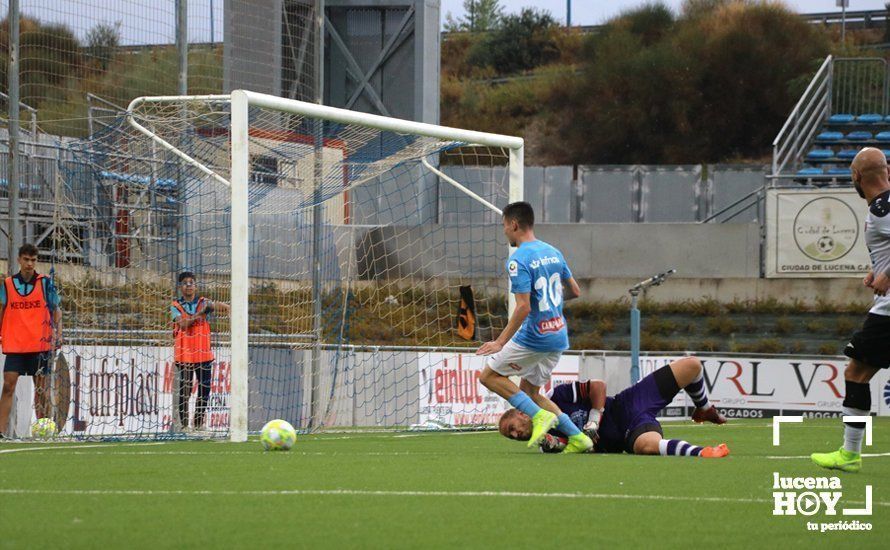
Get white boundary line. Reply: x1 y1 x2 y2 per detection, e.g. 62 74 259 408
0 488 886 507
766 452 890 459
773 415 874 446
0 442 166 455
773 416 803 445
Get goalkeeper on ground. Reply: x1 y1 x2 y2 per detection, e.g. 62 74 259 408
498 357 729 457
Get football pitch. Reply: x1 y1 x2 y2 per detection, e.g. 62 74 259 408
1 418 887 549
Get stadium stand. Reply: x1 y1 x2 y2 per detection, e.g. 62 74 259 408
779 56 890 185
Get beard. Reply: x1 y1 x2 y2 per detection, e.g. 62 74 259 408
854 180 866 198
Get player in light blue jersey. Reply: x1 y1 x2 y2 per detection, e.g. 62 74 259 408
476 202 594 453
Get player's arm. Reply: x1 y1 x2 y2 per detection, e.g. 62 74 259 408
52 307 63 349
583 379 606 439
586 379 606 410
872 267 890 295
561 257 580 301
174 315 192 330
172 305 199 330
45 279 62 348
869 212 890 295
0 286 5 345
476 292 530 355
874 276 890 296
205 301 230 315
563 276 581 301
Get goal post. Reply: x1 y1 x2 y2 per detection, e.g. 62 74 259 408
229 90 250 442
119 89 524 442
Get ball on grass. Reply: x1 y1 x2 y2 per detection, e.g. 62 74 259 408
31 417 57 439
260 419 297 451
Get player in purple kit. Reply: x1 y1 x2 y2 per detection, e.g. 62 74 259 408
498 356 729 457
476 201 594 453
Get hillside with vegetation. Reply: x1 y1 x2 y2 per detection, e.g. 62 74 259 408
442 0 884 165
0 17 222 138
1 0 883 162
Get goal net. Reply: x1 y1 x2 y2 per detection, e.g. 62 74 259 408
39 90 523 440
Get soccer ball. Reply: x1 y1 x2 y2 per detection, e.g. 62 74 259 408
31 418 57 439
260 419 297 451
817 235 835 254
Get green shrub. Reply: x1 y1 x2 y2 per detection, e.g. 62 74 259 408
774 317 793 335
834 317 858 336
818 342 841 356
705 317 736 335
467 8 560 75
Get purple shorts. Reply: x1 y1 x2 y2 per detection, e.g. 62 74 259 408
596 366 678 453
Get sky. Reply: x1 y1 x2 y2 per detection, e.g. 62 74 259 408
442 1 890 26
12 0 890 45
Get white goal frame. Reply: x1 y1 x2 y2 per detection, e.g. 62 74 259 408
127 89 524 441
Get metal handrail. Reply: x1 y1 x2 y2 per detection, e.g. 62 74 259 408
699 187 762 223
772 55 833 176
0 91 38 138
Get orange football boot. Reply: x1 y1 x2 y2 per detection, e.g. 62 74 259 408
700 443 730 458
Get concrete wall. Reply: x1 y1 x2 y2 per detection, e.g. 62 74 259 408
537 223 762 279
355 222 761 280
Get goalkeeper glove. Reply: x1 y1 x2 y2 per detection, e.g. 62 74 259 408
539 433 567 454
583 408 603 442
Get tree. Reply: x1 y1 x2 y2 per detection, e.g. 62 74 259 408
0 17 81 105
543 1 830 164
444 0 503 32
466 8 559 75
86 21 121 71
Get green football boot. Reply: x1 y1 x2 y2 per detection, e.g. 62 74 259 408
811 447 862 473
527 410 558 448
562 433 594 454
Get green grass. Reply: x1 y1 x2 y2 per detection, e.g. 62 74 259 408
1 419 888 548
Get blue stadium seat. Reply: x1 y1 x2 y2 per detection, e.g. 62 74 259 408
825 167 851 176
876 131 890 142
815 131 844 142
857 113 884 124
796 167 824 176
806 149 835 160
846 131 873 141
883 149 890 158
828 114 855 124
0 179 30 192
837 149 858 160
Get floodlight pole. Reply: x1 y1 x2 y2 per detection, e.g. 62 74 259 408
7 0 21 266
837 0 850 44
628 269 675 384
176 0 187 95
